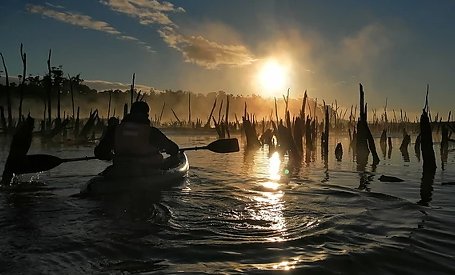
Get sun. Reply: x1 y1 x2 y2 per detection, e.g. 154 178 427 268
257 59 289 96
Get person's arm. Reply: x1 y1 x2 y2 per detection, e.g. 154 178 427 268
94 123 116 160
149 127 179 155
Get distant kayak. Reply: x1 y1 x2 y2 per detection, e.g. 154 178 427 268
80 153 189 195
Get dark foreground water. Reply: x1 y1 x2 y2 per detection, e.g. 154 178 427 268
0 134 454 274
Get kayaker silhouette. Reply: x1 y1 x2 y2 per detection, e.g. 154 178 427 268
94 101 179 168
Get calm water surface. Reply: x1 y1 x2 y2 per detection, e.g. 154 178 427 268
0 134 454 274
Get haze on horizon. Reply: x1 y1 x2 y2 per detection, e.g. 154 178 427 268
1 0 454 116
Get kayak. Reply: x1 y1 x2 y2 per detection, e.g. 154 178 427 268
80 152 189 195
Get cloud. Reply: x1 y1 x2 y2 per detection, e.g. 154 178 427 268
100 0 184 26
100 1 255 69
27 4 155 53
158 26 255 69
27 4 121 35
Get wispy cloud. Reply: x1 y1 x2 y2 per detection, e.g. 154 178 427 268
101 0 254 69
27 4 121 35
100 0 184 26
158 26 255 69
27 4 154 52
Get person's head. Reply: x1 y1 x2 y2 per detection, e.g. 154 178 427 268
130 101 149 117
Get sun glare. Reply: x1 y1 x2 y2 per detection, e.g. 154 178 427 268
257 59 289 96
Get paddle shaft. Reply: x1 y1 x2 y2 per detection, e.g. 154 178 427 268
179 146 207 152
61 156 98 163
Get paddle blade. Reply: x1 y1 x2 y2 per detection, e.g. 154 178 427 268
207 138 240 153
13 154 64 174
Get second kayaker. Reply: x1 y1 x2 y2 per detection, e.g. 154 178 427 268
94 101 179 168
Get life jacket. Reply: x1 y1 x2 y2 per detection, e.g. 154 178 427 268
114 122 160 157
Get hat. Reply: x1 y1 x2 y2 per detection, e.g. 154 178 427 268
130 101 149 115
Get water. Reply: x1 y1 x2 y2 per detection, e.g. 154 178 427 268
1 134 454 274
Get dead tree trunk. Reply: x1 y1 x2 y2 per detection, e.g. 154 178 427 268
130 73 135 108
323 105 329 159
46 49 52 129
188 92 191 126
356 84 379 167
18 43 26 123
107 90 112 118
0 106 7 132
0 53 13 131
204 99 217 128
420 86 437 172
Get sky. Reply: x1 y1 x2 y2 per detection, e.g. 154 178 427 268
1 0 454 117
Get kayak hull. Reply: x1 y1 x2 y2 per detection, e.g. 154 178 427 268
80 153 189 195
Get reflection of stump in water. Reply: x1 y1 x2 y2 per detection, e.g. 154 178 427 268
401 147 410 162
335 143 343 161
357 171 372 191
400 130 411 163
380 129 387 159
414 134 421 162
380 141 386 160
440 125 449 170
387 137 392 159
418 169 435 206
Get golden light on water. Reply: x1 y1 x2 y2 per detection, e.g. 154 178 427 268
268 151 281 182
248 151 287 241
273 261 296 271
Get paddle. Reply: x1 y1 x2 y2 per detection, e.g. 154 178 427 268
13 155 97 174
11 138 239 175
179 138 240 153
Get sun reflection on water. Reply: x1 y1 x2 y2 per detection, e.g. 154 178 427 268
248 152 288 242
